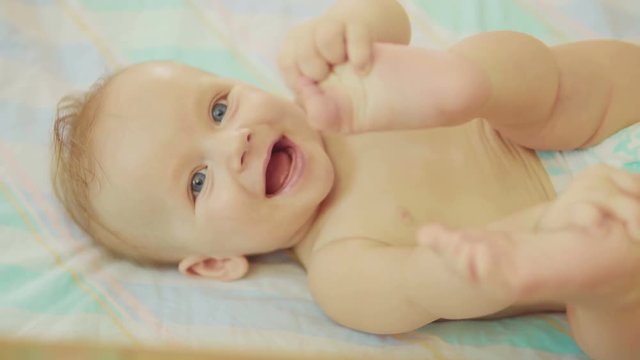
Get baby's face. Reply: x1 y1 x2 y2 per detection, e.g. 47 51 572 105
90 61 334 261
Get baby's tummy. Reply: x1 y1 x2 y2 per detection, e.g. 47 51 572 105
537 122 640 195
444 120 556 225
370 121 555 230
313 121 557 248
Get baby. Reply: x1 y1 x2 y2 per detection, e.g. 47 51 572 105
52 0 640 359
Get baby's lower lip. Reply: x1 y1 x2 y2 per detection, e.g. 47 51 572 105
282 141 304 194
263 135 306 198
268 137 304 197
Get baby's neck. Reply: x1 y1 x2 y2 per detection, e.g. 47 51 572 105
290 211 318 264
290 134 341 266
290 201 333 266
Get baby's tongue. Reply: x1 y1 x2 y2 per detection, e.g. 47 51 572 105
265 150 291 195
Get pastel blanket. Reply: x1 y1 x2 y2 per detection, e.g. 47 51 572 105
1 1 639 358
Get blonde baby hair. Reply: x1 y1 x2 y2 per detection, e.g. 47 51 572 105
51 74 167 265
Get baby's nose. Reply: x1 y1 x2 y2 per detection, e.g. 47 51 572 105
229 127 252 172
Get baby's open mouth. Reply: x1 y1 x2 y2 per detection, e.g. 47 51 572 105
265 136 296 197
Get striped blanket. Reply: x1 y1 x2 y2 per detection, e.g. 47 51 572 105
1 1 638 359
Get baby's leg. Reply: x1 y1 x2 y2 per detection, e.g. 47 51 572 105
418 206 640 360
297 43 490 133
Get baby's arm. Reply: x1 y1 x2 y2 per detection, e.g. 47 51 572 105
306 202 565 334
307 237 518 334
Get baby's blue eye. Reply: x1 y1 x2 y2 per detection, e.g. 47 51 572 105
191 169 207 199
211 101 227 124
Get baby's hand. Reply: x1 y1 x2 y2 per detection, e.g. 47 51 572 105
293 45 413 134
417 164 640 307
278 14 372 94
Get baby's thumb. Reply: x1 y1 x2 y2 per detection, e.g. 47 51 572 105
296 77 342 132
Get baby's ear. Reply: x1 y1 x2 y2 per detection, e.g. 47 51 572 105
178 255 249 281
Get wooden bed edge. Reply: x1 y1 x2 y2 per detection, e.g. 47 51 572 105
0 337 340 360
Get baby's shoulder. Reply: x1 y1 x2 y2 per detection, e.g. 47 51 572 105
294 211 387 267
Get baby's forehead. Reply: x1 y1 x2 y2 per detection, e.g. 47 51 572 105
97 62 229 129
105 61 213 95
96 62 219 126
119 61 212 80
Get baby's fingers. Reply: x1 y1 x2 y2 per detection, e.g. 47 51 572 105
606 194 640 241
314 18 347 65
611 165 640 197
346 23 372 73
278 32 304 91
417 224 515 286
600 165 640 239
296 34 331 82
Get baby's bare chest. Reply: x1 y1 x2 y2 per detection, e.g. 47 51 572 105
309 121 555 249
